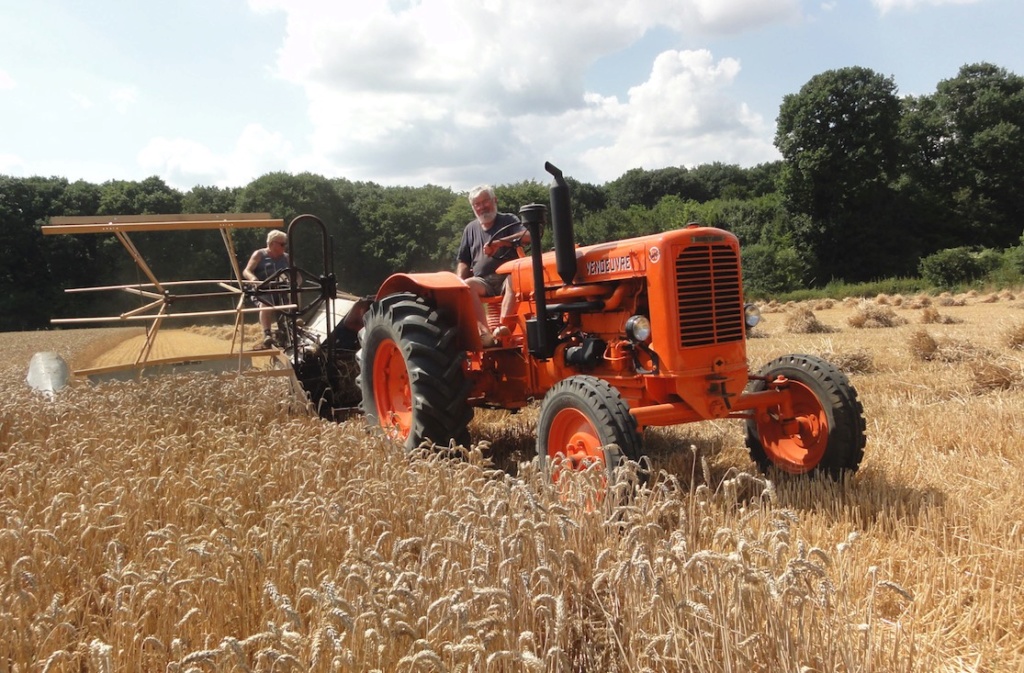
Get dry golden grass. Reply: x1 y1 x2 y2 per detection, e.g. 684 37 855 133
3 294 1024 671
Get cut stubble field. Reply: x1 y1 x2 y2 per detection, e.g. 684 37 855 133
1 292 1023 671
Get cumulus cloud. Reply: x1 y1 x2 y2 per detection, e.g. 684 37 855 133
246 0 793 187
138 123 294 189
557 50 777 182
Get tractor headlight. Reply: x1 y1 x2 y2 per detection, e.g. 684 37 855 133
625 315 652 343
744 303 761 329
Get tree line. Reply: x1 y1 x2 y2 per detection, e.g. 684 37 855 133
2 62 1023 331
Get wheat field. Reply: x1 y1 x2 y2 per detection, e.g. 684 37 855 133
2 292 1023 672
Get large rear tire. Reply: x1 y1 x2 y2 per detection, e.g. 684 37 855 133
536 376 642 484
357 293 473 451
745 354 866 478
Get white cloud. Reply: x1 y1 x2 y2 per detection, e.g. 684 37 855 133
565 50 778 182
0 69 15 90
872 0 980 13
138 123 294 189
244 0 793 187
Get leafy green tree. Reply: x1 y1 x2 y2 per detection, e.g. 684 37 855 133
694 194 804 248
97 176 181 216
565 177 607 218
181 185 241 214
352 184 458 288
0 177 72 329
776 66 907 282
743 161 783 198
58 180 101 216
918 246 987 288
741 243 810 297
902 63 1024 250
689 162 751 200
605 166 709 209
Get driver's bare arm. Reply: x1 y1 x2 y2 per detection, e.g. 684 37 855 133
243 250 262 282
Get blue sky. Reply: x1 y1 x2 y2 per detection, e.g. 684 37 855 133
1 0 1020 192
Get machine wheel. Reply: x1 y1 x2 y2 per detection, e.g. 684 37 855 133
536 376 642 483
745 354 866 478
357 293 473 451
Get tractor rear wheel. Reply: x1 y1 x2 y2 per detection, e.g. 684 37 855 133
357 293 473 451
745 354 866 478
536 376 642 484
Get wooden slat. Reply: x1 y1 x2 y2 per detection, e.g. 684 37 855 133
49 213 272 224
63 279 242 294
50 304 299 324
42 217 284 235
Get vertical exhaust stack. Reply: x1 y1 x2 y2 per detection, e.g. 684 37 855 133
520 162 576 361
545 161 577 286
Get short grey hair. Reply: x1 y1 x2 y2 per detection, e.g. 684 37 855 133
468 185 495 203
266 229 287 246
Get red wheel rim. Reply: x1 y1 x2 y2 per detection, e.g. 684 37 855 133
547 407 605 479
758 379 829 474
372 340 411 441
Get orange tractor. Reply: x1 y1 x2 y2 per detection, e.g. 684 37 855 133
357 162 866 478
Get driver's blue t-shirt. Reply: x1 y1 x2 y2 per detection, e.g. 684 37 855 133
456 213 524 278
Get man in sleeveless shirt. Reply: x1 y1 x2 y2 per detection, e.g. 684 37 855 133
244 229 291 348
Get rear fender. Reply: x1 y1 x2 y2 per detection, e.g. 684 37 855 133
376 272 483 349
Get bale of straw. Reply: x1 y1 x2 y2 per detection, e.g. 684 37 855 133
784 306 835 334
1004 322 1024 350
969 360 1022 392
907 294 932 309
847 302 908 329
907 329 939 361
819 348 874 374
920 307 961 325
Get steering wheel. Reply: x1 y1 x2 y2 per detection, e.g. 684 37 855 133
487 221 531 257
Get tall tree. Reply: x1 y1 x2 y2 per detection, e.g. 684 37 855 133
776 66 907 281
902 63 1024 250
0 177 70 329
353 184 458 288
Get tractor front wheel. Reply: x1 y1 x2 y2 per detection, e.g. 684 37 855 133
745 354 866 478
357 293 472 451
536 376 642 484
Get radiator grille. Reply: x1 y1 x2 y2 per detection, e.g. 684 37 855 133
675 244 744 347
